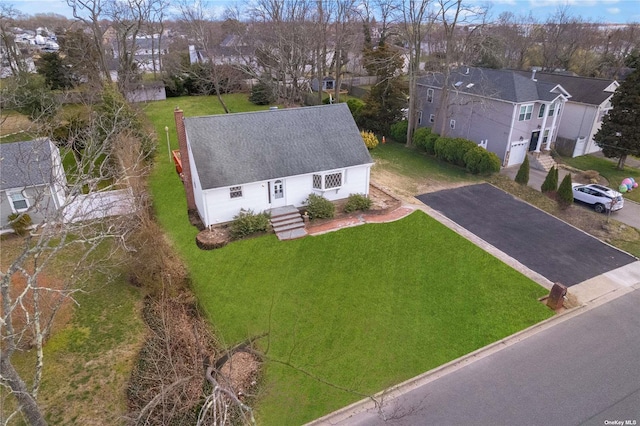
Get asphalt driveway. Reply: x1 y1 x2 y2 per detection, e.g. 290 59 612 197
417 183 636 286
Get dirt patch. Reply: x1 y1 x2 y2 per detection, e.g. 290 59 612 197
219 351 261 401
0 113 32 137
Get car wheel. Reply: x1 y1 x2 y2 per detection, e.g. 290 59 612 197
594 203 606 213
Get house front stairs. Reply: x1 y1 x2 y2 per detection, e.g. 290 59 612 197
270 206 307 241
529 151 557 172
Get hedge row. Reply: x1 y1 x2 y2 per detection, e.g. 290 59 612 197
407 124 500 175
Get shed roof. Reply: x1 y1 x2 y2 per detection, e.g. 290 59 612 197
418 67 570 103
0 138 55 190
184 103 373 190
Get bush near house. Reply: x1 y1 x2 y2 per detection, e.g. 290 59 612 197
557 174 574 208
7 213 32 236
304 193 335 219
347 98 365 125
230 209 271 239
344 193 372 213
435 137 478 167
541 166 559 193
390 120 408 143
515 155 530 185
360 130 379 150
464 146 502 175
413 127 438 154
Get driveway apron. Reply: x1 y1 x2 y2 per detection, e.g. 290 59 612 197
417 183 636 286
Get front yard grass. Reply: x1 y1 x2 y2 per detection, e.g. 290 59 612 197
144 95 553 424
560 154 640 203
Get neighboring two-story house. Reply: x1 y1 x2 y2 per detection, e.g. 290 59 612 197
513 71 618 158
417 67 571 167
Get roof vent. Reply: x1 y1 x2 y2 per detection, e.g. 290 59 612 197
465 67 470 75
531 69 537 81
454 81 463 87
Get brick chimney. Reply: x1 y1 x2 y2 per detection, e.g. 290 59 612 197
174 108 196 211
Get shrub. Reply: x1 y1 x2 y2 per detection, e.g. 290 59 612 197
451 138 478 167
8 213 32 236
347 98 365 117
515 155 530 185
557 174 574 208
230 209 271 239
581 169 600 184
541 166 559 193
344 193 372 213
413 127 431 151
304 193 335 219
390 120 408 143
434 136 452 161
249 80 275 105
463 146 501 175
423 131 439 155
360 130 379 150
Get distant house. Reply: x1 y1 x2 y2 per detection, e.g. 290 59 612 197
173 104 374 226
124 81 166 103
514 71 618 158
0 139 67 231
311 76 336 92
417 67 571 167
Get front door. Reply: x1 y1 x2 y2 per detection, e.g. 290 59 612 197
269 179 286 207
529 131 540 151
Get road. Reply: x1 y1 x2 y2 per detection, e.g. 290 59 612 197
331 288 640 426
501 166 640 230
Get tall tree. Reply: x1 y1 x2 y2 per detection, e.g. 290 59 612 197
400 0 434 146
66 0 112 83
0 5 28 75
594 68 640 170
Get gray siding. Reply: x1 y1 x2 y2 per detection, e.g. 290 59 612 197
556 103 597 140
1 185 57 230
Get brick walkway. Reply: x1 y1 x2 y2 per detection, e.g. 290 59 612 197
306 206 415 236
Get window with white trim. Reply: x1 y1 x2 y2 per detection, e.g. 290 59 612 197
429 114 435 123
312 174 322 189
229 186 243 198
8 191 29 212
418 110 423 125
312 171 343 190
324 172 342 189
450 119 456 129
518 104 533 121
538 104 546 118
548 102 556 117
542 129 550 143
426 88 434 103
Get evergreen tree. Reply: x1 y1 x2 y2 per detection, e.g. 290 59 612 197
36 52 74 90
541 166 558 193
594 68 640 169
557 173 574 208
515 155 530 185
249 79 275 105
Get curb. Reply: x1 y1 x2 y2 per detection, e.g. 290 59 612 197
306 284 634 426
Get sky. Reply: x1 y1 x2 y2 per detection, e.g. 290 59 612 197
2 0 640 24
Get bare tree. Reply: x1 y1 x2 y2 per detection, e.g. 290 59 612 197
432 0 486 136
66 0 112 83
1 88 151 425
400 0 434 146
0 5 28 75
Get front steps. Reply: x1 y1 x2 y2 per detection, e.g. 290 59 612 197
529 152 557 172
270 206 307 241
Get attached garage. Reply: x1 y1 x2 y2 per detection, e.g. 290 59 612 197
507 140 527 167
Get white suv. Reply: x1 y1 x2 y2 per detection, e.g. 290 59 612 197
571 183 624 213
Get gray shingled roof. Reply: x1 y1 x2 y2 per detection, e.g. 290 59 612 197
418 67 569 103
513 71 616 105
0 138 54 190
184 103 374 190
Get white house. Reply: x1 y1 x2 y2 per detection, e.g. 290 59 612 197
174 104 374 226
0 139 67 231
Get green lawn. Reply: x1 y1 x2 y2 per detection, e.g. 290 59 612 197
144 94 553 424
561 154 640 203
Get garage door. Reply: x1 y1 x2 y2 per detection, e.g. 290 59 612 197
507 140 527 166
